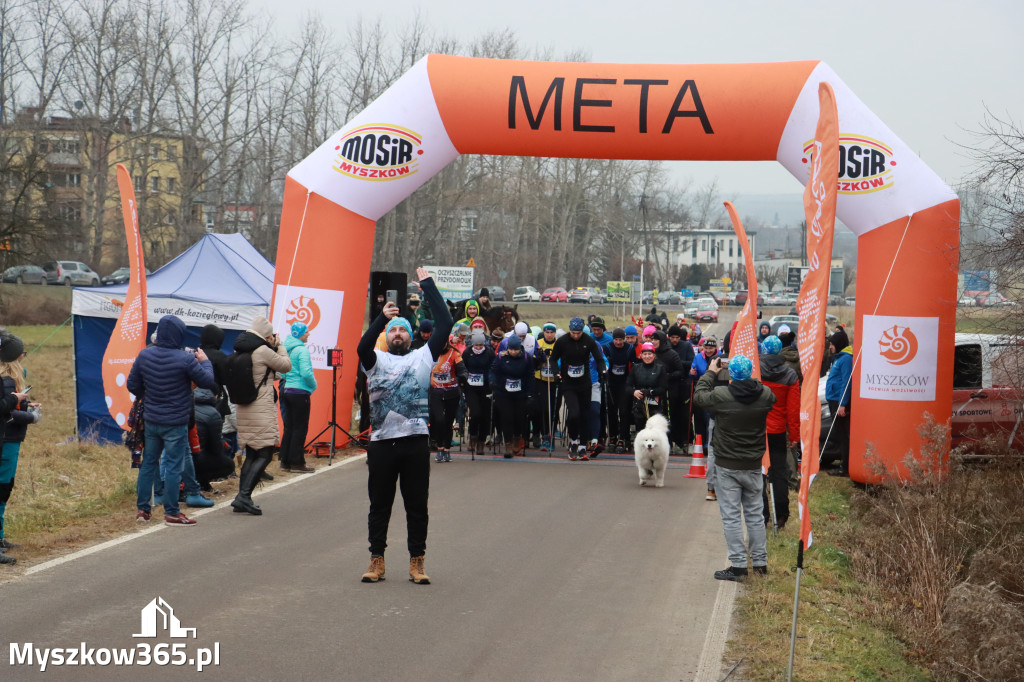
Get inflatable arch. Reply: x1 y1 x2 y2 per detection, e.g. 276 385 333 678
271 56 959 484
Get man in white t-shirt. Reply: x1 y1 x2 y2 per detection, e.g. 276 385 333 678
356 267 453 585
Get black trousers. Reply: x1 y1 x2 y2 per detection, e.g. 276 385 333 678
280 392 311 466
464 386 491 441
763 431 790 527
495 393 528 443
366 435 430 557
607 379 627 443
669 383 693 447
827 400 851 469
428 391 460 449
561 383 592 442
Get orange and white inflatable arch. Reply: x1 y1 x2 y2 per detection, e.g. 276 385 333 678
272 56 959 484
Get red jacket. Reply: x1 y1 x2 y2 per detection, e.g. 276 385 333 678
759 354 800 440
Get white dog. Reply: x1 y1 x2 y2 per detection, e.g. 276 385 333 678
634 413 670 487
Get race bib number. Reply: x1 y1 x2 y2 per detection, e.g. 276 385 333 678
540 365 555 378
468 373 484 386
506 378 522 392
568 364 585 378
611 364 626 376
432 371 451 383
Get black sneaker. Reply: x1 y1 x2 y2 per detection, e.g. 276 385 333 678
0 552 16 566
714 566 748 581
827 467 849 477
752 566 768 576
0 538 19 550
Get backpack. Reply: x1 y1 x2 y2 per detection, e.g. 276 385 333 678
222 349 272 405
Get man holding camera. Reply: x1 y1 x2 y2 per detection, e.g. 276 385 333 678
357 267 453 585
693 354 776 581
127 314 218 526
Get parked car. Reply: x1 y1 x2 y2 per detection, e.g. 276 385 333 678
661 291 683 305
958 295 976 307
569 286 600 304
479 285 505 301
2 265 47 285
684 299 702 317
513 285 541 302
102 266 152 285
541 287 568 302
844 297 856 306
42 260 100 286
407 281 422 297
762 292 790 306
768 314 801 336
695 301 719 323
734 290 765 306
950 333 1024 450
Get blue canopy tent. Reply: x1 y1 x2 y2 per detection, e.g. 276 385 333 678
71 233 275 443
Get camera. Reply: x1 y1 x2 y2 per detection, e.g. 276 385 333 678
184 346 196 353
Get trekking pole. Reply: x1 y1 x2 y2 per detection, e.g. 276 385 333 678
768 480 779 536
546 359 553 458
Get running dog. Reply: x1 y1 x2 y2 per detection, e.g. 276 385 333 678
634 413 670 487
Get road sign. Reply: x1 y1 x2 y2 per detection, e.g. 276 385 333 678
466 257 476 268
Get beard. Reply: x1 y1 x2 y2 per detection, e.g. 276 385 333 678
388 336 411 354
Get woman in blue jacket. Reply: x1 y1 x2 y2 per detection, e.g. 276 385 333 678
280 322 317 473
824 328 853 477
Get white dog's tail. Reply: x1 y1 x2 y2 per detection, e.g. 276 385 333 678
645 413 669 433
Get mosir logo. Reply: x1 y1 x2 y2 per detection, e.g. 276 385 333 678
802 134 896 195
334 124 424 180
285 295 321 333
878 324 918 365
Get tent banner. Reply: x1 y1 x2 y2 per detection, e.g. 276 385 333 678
73 290 264 331
424 265 474 301
270 284 345 370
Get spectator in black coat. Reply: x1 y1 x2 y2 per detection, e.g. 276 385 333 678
192 388 234 491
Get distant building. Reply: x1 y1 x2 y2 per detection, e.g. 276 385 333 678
1 107 205 271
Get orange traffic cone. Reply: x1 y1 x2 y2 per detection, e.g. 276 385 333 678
685 435 707 479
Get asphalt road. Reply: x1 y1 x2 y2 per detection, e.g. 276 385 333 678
1 450 733 681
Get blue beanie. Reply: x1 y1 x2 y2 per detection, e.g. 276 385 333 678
507 334 523 350
569 317 585 332
543 322 557 332
625 325 638 336
290 322 308 338
386 317 412 335
763 335 782 355
729 354 753 381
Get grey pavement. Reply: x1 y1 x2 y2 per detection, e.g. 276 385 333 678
0 451 733 681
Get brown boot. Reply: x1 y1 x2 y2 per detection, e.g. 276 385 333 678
409 555 430 584
361 555 385 583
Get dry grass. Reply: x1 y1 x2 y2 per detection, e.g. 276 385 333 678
851 420 1024 681
0 283 73 325
724 475 929 681
0 323 357 578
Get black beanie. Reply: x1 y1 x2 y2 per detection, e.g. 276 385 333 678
668 324 683 338
830 329 850 351
779 331 796 348
612 327 625 339
479 288 490 298
0 333 24 363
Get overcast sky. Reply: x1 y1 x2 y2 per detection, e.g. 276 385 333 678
252 0 1021 197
